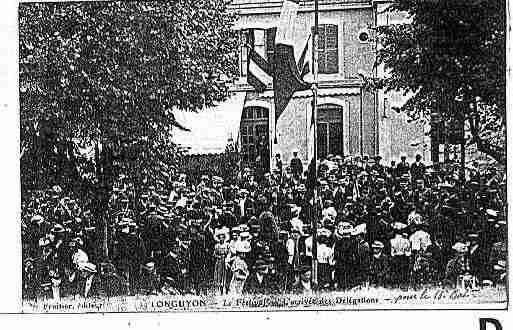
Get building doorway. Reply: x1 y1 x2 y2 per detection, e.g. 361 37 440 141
317 104 343 159
240 106 270 170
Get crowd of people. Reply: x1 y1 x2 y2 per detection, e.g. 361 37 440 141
22 151 507 300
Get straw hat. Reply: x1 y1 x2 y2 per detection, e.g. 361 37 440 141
337 222 353 235
235 240 251 253
371 241 385 249
452 242 468 254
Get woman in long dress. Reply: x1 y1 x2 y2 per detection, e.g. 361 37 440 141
213 227 230 295
229 240 251 294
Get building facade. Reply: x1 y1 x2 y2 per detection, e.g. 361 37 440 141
173 0 429 168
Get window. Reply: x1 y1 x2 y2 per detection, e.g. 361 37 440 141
317 24 339 74
240 107 269 165
317 104 343 159
239 29 251 77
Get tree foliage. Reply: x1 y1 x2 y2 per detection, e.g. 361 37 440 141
19 0 239 193
376 0 506 164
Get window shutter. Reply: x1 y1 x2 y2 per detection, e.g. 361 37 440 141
325 48 339 74
313 24 339 74
265 28 276 61
325 24 338 74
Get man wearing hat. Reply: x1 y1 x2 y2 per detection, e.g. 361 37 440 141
112 220 146 295
396 154 410 178
369 241 390 287
352 224 370 287
370 155 385 176
316 228 334 289
234 188 254 223
333 222 358 290
410 154 426 182
244 259 278 294
139 261 161 295
466 232 490 283
444 242 468 287
290 149 303 178
389 222 411 287
286 225 307 289
291 264 313 294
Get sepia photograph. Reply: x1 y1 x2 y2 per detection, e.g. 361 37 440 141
18 0 507 313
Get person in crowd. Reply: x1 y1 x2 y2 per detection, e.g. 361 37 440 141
244 259 278 294
410 154 426 182
389 222 411 288
274 153 283 176
229 240 251 294
396 154 410 178
445 242 468 287
290 150 303 178
368 241 390 287
213 227 230 295
333 222 358 290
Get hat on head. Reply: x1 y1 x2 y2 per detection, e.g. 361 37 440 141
371 241 385 249
235 240 251 253
351 223 367 236
317 228 332 237
494 260 506 270
39 238 51 247
467 232 479 240
52 185 63 194
71 237 84 246
51 224 65 234
452 242 468 253
486 209 498 217
30 215 45 224
337 222 354 235
253 259 268 270
143 261 156 271
214 226 229 238
78 262 97 273
212 176 224 183
391 222 407 232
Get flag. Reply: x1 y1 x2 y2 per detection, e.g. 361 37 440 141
297 34 311 79
247 45 273 93
306 98 316 191
273 0 312 129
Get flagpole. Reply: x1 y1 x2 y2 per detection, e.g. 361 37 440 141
311 0 319 289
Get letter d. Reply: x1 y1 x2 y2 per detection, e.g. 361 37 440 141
480 318 502 330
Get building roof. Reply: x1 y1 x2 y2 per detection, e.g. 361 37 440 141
172 92 246 155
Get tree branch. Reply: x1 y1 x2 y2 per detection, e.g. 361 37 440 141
468 115 506 165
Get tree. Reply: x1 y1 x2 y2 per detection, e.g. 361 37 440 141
19 0 239 258
375 0 506 164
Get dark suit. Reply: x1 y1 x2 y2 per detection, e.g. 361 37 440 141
333 237 358 289
410 161 426 181
234 197 255 222
244 272 278 294
290 157 303 176
396 161 410 177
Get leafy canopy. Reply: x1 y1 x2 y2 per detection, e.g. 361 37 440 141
376 0 506 164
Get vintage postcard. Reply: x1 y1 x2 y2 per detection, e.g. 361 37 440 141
15 0 508 315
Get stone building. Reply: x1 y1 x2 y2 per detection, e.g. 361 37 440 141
173 0 429 170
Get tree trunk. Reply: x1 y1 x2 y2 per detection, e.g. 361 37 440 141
94 141 109 260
